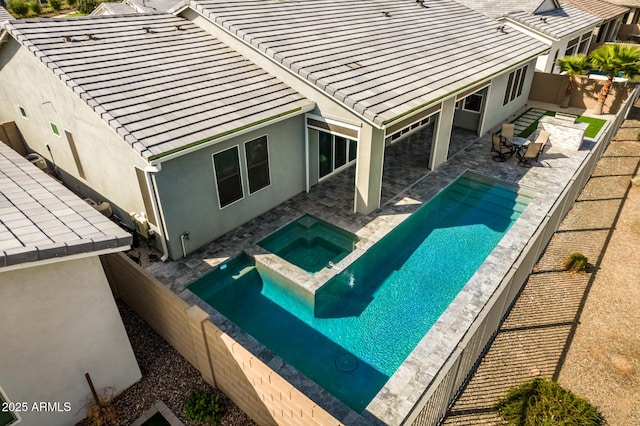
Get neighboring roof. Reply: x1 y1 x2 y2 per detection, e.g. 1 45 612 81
4 14 313 160
90 2 137 15
562 0 629 19
0 143 131 269
126 0 181 13
191 0 549 127
452 0 558 19
506 3 602 39
603 0 640 7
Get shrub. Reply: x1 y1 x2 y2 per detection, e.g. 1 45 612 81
7 0 29 16
498 378 604 425
563 252 588 272
76 0 96 14
184 389 225 426
29 0 40 14
86 391 117 426
66 0 76 6
48 0 61 10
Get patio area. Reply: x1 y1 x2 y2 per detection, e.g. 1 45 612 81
144 101 618 424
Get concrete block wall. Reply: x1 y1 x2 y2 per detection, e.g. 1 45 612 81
203 320 342 426
100 254 199 369
101 253 342 426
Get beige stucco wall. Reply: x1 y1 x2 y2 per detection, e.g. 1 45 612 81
0 256 141 426
0 39 150 222
529 73 634 113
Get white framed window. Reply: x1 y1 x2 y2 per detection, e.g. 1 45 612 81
503 65 528 105
244 135 271 194
564 36 580 56
578 31 592 54
318 131 357 179
212 146 244 208
462 92 483 112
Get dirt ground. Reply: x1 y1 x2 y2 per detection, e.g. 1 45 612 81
556 133 640 422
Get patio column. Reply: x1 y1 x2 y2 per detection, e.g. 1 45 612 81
354 123 385 214
429 97 456 170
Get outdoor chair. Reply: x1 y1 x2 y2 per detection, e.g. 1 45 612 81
517 142 543 167
500 123 517 152
533 129 550 152
491 134 513 162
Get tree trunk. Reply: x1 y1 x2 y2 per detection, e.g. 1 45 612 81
593 77 613 115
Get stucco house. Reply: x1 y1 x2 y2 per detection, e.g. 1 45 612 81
0 0 548 260
562 0 629 46
452 0 602 73
0 143 140 426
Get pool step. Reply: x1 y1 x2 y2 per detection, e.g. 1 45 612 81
447 186 530 215
456 177 532 207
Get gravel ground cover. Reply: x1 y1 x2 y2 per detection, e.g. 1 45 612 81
75 301 256 426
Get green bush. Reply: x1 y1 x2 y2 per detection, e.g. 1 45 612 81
48 0 61 10
184 389 225 425
8 0 29 16
563 252 588 272
29 0 40 14
498 378 603 425
66 0 76 7
76 0 96 14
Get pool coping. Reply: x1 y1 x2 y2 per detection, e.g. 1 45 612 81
165 108 615 425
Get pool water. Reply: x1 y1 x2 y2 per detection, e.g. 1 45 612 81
188 172 533 412
257 214 358 273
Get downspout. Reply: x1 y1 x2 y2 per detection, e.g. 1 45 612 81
144 164 170 261
305 113 310 193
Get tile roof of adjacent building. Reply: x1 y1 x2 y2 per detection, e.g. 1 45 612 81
0 143 132 269
4 14 313 160
126 0 182 13
90 2 138 15
562 0 629 19
506 3 603 39
451 0 559 19
602 0 640 7
191 0 549 127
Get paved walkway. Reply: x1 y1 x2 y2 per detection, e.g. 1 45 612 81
443 106 640 425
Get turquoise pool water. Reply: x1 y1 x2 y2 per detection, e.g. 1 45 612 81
188 171 532 412
257 214 358 274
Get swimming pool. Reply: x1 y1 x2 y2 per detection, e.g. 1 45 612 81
188 171 532 412
257 214 358 274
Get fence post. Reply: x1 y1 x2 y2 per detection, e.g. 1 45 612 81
186 305 216 387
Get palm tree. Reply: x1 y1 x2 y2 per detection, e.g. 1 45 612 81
556 54 590 108
589 44 640 115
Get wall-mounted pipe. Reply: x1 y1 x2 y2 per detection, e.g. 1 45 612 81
180 232 190 258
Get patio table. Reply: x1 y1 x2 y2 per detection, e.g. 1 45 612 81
508 136 529 152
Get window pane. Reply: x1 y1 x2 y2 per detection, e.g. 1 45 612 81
463 93 482 112
213 147 243 207
503 72 514 105
334 136 347 169
245 136 270 193
349 139 357 162
319 131 333 177
517 65 528 97
510 69 521 101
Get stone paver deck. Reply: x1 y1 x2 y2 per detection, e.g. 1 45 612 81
144 100 621 425
443 106 640 425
